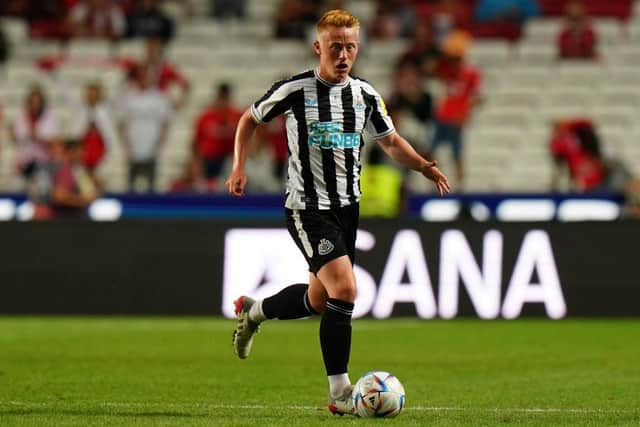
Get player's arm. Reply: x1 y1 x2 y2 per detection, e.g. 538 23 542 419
376 131 451 196
225 109 260 197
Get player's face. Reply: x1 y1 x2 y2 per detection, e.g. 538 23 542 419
314 25 359 83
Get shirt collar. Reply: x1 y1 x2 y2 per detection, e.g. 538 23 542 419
314 68 351 88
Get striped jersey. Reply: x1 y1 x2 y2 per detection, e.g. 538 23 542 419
251 68 395 210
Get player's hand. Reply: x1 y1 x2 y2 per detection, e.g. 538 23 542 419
421 161 451 196
225 169 247 197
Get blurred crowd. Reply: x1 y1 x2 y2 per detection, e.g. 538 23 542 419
0 0 638 220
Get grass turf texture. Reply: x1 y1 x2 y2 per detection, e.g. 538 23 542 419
0 318 638 426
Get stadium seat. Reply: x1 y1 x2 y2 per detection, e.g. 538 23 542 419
516 42 557 64
489 87 542 109
0 17 28 46
523 18 563 44
247 0 278 20
592 18 623 46
590 105 638 128
12 40 60 61
599 86 640 109
474 106 534 131
629 20 640 41
607 66 640 86
175 19 224 42
502 65 552 90
467 128 526 150
117 40 145 58
547 87 595 108
4 64 45 90
68 40 114 58
467 40 512 68
503 158 553 189
608 42 640 65
345 0 376 25
366 40 410 62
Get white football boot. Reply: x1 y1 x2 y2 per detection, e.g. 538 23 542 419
232 296 260 359
327 385 356 416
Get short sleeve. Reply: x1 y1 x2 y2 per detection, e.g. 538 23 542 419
251 80 294 124
362 85 395 140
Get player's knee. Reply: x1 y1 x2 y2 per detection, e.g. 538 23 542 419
308 293 327 314
332 281 356 303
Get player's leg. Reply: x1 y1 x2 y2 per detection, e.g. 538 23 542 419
315 255 356 412
232 281 320 359
232 209 325 359
428 119 446 160
127 162 137 192
307 273 328 314
314 204 360 415
147 161 157 193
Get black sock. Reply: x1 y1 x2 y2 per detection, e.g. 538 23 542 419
262 284 318 320
320 298 354 376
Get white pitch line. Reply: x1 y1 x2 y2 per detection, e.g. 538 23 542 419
0 401 636 414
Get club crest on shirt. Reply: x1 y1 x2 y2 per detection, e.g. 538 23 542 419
354 95 366 111
304 97 318 107
318 238 335 256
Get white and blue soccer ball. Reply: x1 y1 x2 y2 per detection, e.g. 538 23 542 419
353 371 406 418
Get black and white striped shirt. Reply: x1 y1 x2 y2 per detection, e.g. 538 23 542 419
251 69 395 210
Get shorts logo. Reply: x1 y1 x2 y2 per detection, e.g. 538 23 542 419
318 238 335 256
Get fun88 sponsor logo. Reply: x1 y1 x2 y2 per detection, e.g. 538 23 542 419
308 121 359 149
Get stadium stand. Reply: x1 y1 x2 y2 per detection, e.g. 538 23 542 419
0 0 638 194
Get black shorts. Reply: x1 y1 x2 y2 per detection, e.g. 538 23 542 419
285 203 359 274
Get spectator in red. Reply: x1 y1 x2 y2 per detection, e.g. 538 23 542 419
72 82 118 173
38 58 118 176
67 0 126 39
429 31 482 188
557 0 598 60
255 114 288 182
47 139 100 219
550 118 605 192
118 37 190 107
10 85 62 184
192 83 242 191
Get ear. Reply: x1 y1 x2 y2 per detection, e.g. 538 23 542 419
313 40 321 56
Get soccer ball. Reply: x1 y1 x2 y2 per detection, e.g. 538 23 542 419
353 371 405 418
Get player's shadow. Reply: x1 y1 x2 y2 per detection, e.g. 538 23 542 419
1 408 205 418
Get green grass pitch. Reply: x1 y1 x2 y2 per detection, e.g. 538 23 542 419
0 317 639 426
